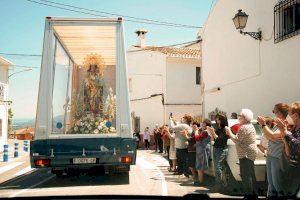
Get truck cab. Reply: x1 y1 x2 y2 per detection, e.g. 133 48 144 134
30 17 136 176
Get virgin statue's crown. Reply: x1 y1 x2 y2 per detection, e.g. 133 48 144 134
83 53 105 74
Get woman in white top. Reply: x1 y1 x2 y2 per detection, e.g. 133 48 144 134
144 127 150 150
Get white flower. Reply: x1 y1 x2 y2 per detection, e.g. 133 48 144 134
85 130 89 134
80 128 84 132
80 122 84 126
88 126 92 130
74 127 78 131
94 129 99 134
91 118 95 122
98 125 101 130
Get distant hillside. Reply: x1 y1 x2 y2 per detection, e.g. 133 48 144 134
12 118 35 131
12 115 65 131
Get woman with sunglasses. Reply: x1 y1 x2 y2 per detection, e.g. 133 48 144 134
225 109 258 195
206 113 229 192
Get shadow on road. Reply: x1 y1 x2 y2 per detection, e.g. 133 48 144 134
151 163 267 197
0 169 129 191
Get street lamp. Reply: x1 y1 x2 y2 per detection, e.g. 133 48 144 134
7 67 33 137
232 9 262 40
8 68 32 79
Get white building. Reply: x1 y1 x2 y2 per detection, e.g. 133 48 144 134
127 30 202 133
200 0 300 118
0 57 13 152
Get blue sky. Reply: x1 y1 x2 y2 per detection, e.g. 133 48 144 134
0 0 214 119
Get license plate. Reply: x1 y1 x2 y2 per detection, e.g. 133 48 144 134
73 158 96 164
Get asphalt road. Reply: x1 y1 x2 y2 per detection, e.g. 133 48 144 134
0 150 247 198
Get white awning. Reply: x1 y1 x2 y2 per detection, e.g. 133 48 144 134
53 25 116 66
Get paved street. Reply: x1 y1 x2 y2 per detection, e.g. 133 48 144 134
0 149 247 198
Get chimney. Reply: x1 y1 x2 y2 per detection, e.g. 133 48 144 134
135 29 148 48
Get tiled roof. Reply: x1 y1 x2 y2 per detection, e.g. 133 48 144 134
143 46 200 59
14 128 35 135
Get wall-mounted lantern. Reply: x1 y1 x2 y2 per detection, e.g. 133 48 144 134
232 9 262 40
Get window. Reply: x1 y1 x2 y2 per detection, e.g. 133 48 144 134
52 39 70 134
196 67 201 85
274 0 300 43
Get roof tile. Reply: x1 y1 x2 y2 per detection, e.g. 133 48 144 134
143 46 200 59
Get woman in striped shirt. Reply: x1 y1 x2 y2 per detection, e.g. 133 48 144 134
225 109 258 195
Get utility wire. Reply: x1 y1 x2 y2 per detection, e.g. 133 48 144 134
13 65 39 69
0 39 200 58
0 52 41 57
161 39 200 47
25 0 201 29
0 64 39 69
40 0 201 29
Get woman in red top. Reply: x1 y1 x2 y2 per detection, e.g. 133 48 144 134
194 119 211 185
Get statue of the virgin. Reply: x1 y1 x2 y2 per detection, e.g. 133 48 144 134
82 54 108 117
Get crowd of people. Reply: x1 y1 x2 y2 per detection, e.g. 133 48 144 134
139 101 300 197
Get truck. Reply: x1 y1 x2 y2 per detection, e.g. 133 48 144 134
30 17 136 177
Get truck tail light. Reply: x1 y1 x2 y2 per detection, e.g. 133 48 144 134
121 156 132 164
34 159 51 167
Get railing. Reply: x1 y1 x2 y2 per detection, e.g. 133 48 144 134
274 0 300 43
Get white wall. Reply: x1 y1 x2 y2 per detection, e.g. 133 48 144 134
202 0 300 117
165 104 202 123
130 95 164 133
127 49 202 131
0 105 8 152
166 57 201 104
127 50 166 132
0 63 9 152
127 50 166 100
0 68 8 83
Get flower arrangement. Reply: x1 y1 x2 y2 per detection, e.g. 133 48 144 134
103 87 116 120
68 114 116 134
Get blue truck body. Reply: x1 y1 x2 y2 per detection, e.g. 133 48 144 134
30 137 136 173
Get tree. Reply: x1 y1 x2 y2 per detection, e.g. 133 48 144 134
7 108 13 138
